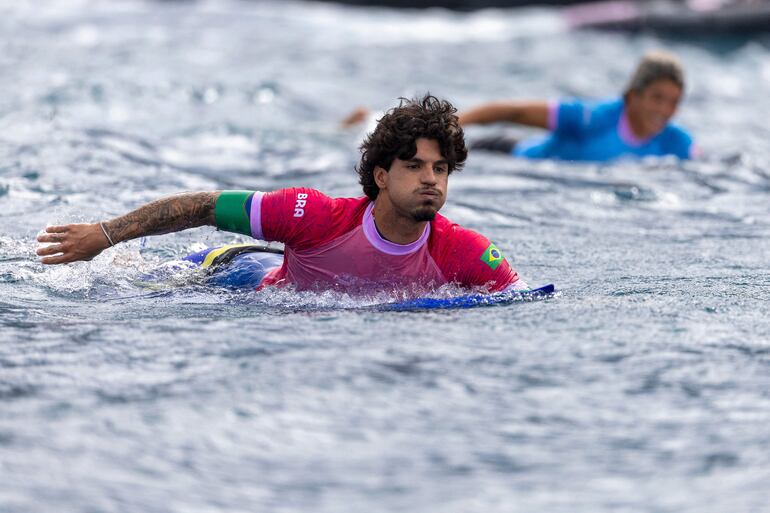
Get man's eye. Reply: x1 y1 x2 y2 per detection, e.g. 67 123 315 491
435 166 448 173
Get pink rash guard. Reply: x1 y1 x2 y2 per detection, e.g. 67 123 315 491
243 188 523 295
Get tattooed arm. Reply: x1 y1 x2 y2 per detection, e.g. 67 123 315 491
36 192 220 265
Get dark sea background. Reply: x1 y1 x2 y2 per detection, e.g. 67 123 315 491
1 1 769 512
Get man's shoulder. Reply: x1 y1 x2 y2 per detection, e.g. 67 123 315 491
430 213 494 251
555 97 622 132
429 213 517 291
558 96 621 109
260 189 369 246
265 188 368 214
661 122 693 141
331 194 371 211
657 122 694 155
587 97 624 121
300 191 369 227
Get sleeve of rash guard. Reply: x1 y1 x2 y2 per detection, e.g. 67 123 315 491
214 188 336 248
444 228 520 292
258 188 338 248
664 125 696 160
552 99 591 137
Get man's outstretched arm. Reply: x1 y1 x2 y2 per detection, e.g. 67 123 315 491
458 101 550 129
36 191 220 265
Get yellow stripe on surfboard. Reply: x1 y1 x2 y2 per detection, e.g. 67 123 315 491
200 244 256 269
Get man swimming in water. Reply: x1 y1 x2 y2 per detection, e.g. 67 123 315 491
36 95 527 295
342 51 696 162
460 50 697 161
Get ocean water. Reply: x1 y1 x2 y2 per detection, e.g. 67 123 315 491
2 1 770 512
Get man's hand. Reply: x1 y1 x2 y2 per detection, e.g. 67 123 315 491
35 191 219 265
36 224 111 265
340 106 370 128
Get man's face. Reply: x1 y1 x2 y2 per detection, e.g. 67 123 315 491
375 138 449 222
627 79 683 136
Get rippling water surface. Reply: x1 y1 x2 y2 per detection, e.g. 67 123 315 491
2 1 770 512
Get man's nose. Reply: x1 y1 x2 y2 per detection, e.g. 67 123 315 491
658 98 677 117
420 166 437 184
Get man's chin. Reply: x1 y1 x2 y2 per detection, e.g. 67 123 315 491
412 207 437 222
648 120 667 134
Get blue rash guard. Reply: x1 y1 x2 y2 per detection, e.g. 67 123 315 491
513 97 696 162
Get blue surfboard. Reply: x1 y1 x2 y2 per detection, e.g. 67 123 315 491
380 284 556 311
181 244 555 311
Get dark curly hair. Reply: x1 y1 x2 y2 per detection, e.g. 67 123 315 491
357 94 467 201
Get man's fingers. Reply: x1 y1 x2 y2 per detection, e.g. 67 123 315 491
40 254 72 265
35 223 105 265
44 225 71 234
36 244 64 256
37 232 65 243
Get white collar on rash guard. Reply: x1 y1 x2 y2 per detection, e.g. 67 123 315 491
361 202 430 256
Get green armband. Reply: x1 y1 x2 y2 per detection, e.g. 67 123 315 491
214 190 254 236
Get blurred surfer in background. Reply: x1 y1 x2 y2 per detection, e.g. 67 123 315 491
460 50 697 161
343 51 697 162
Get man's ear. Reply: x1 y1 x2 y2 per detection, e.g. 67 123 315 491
374 166 389 189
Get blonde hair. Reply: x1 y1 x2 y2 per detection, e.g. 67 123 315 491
624 50 684 96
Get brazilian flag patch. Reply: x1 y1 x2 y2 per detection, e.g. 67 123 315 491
480 243 505 270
